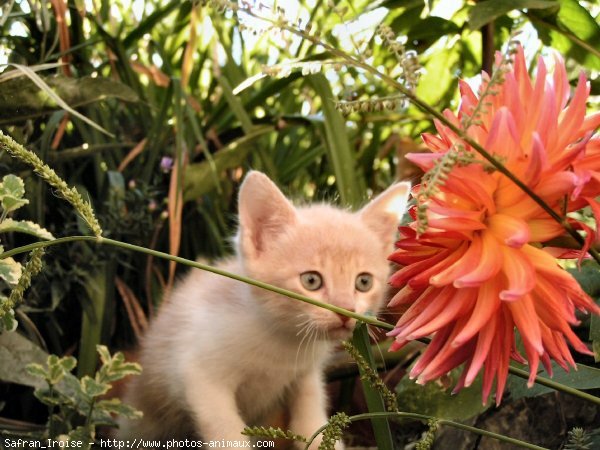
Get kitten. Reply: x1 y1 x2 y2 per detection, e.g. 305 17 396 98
118 171 410 449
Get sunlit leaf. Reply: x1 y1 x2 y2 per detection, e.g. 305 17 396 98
416 41 460 106
468 0 558 31
0 174 28 213
0 256 22 286
530 0 600 69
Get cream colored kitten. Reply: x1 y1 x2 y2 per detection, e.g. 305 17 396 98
118 171 410 449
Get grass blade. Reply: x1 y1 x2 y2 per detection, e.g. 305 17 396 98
351 322 395 450
308 73 363 207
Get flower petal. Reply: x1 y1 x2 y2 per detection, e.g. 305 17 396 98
507 295 544 355
499 246 536 301
453 276 502 347
454 230 503 287
488 214 530 248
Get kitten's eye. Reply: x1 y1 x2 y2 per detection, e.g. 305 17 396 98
355 273 373 292
300 271 323 291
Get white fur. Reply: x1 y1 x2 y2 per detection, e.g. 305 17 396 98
118 172 410 449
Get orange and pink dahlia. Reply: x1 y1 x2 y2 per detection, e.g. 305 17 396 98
388 44 600 405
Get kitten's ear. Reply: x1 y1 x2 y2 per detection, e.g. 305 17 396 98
238 171 297 259
360 181 411 250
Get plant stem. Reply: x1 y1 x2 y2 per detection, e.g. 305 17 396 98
0 236 392 329
306 412 549 450
2 235 599 407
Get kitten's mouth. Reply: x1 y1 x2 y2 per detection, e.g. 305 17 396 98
326 323 354 339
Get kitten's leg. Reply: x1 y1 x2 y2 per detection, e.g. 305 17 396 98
288 371 344 450
184 370 251 448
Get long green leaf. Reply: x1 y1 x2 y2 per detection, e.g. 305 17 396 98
0 63 64 83
218 76 255 134
508 362 600 400
78 262 114 378
351 322 395 450
308 74 362 207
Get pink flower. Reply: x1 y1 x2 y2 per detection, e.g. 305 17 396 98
388 44 600 405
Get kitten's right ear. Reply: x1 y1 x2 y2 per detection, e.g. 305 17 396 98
359 181 411 251
238 171 297 259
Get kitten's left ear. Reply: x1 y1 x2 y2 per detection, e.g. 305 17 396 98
238 171 297 260
359 181 411 250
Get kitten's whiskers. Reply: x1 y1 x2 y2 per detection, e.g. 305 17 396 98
295 317 316 373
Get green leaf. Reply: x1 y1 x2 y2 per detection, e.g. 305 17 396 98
407 17 461 43
34 387 68 406
0 332 47 388
396 369 490 420
99 350 141 382
218 76 254 135
59 356 77 372
96 345 112 366
508 362 600 400
96 398 143 420
416 42 461 107
54 371 89 413
0 174 29 213
0 257 22 287
308 74 363 208
0 218 55 240
468 0 558 30
351 322 395 450
47 355 77 384
591 314 600 362
78 262 114 378
25 363 48 380
81 375 110 398
0 174 25 198
68 426 93 450
568 263 600 297
0 307 17 332
556 0 600 42
530 0 600 70
122 0 180 48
